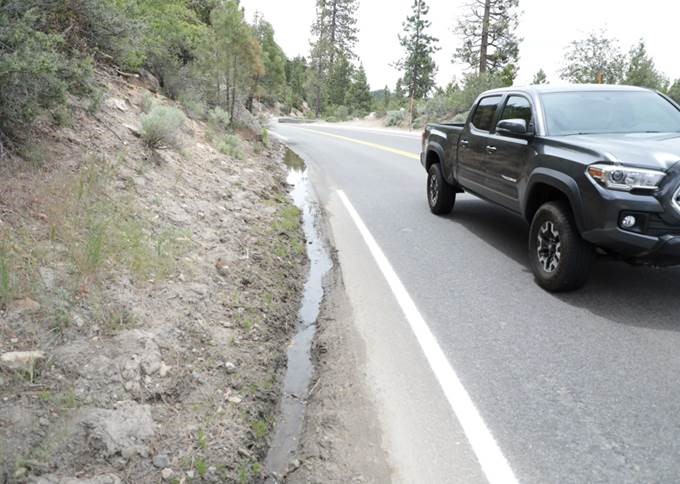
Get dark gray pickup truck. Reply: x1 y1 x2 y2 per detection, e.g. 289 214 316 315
421 84 680 291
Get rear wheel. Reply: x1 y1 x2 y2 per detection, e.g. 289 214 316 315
427 164 455 215
528 201 594 292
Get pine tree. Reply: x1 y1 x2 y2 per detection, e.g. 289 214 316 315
394 78 406 104
454 0 521 78
308 0 359 116
252 16 287 106
285 56 308 111
625 40 667 90
210 1 264 120
397 0 439 126
383 85 391 111
561 32 625 84
326 53 353 107
532 68 547 84
346 64 372 115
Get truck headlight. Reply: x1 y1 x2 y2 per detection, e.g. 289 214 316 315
587 164 666 192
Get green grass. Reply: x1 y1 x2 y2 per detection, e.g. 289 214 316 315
250 419 268 440
0 243 13 307
195 457 207 478
197 428 207 449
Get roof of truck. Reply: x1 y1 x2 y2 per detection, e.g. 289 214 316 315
484 84 653 95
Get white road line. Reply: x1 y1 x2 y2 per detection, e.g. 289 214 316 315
270 131 289 142
337 190 519 484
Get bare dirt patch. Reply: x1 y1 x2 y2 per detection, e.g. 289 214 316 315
0 69 304 483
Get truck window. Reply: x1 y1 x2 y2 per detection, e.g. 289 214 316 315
471 96 501 132
498 96 532 126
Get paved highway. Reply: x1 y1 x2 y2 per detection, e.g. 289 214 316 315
272 122 680 484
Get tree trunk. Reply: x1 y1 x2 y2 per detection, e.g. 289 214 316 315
330 1 338 65
479 0 491 74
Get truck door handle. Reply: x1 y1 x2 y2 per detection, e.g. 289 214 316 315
485 145 497 153
460 139 469 147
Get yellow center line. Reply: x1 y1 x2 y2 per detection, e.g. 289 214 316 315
295 127 420 161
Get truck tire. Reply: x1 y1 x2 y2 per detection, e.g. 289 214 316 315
427 164 455 215
528 201 594 292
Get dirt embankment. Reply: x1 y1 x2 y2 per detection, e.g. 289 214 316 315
0 70 304 483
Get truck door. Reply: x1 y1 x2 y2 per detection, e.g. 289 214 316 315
485 95 534 212
458 95 503 196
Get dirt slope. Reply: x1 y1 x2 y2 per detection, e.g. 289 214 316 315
0 70 304 483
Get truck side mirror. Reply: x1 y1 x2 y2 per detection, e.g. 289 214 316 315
496 119 532 137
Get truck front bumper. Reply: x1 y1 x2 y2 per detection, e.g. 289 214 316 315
580 176 680 266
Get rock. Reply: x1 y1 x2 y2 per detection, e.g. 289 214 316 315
227 395 242 405
39 417 49 427
186 470 195 479
159 362 170 378
123 124 142 138
224 361 237 374
33 474 122 484
152 453 170 468
138 69 160 93
79 401 154 457
14 467 27 479
38 267 57 290
105 97 128 112
161 468 174 480
7 297 41 314
0 350 45 373
121 447 137 460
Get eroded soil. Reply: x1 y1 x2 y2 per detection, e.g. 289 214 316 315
0 70 304 483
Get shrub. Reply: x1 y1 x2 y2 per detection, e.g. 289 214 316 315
334 105 350 121
218 134 244 160
141 93 156 114
208 107 231 130
0 9 93 146
180 95 208 120
140 105 186 149
385 110 406 127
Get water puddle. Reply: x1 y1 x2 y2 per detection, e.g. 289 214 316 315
264 148 332 481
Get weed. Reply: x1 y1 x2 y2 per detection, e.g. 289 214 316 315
241 317 254 332
273 205 301 234
87 86 106 115
195 458 208 478
0 243 13 307
261 128 269 147
140 105 186 149
197 428 207 449
17 143 48 168
52 106 72 127
58 387 78 409
83 220 108 274
217 134 244 160
38 390 52 402
250 419 268 440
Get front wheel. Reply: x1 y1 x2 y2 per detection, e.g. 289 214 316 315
427 164 455 215
528 201 594 292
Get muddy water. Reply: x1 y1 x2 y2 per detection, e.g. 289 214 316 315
264 149 332 481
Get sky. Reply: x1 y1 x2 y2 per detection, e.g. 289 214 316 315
239 0 680 90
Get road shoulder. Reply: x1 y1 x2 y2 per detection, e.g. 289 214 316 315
287 262 393 483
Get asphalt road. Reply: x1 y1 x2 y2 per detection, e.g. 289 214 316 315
272 122 680 484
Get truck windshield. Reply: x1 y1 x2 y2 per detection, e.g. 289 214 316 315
541 91 680 136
